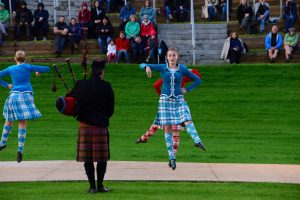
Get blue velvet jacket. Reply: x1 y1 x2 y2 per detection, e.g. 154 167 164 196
0 63 49 93
140 63 201 98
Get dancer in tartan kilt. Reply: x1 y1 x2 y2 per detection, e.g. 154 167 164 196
139 48 206 170
67 60 114 194
136 68 203 157
0 50 49 163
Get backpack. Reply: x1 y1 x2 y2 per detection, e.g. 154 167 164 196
158 40 168 63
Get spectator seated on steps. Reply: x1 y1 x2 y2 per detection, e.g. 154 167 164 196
0 2 9 46
254 0 270 33
283 27 299 63
32 2 49 41
14 1 33 41
68 18 81 54
237 0 253 34
265 25 283 63
119 1 136 31
221 31 246 64
202 0 219 21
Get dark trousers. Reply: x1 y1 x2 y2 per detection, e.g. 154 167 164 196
119 21 127 31
229 49 241 64
55 35 67 54
15 24 31 40
84 162 107 189
32 22 49 38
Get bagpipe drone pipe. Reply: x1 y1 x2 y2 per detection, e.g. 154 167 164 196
52 59 78 116
52 29 89 116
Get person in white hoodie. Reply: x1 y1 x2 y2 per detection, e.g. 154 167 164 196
107 40 116 63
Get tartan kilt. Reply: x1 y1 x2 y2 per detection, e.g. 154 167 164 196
154 95 192 126
3 92 42 121
77 127 110 162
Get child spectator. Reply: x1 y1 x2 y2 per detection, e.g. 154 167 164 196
283 27 299 62
265 25 283 63
68 18 81 53
255 0 270 33
116 31 130 63
140 0 156 24
0 2 9 46
283 0 298 32
15 1 33 41
237 0 253 34
221 31 246 64
119 1 136 31
32 2 49 41
107 40 116 63
96 16 113 54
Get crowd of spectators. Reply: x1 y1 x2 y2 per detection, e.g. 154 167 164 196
0 0 299 64
221 25 299 64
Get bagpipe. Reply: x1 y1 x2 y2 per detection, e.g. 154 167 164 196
52 29 89 116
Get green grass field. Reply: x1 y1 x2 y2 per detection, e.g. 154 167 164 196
0 181 299 200
0 63 299 164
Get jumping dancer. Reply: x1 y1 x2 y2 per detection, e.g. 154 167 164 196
0 50 49 162
139 48 206 170
136 68 202 157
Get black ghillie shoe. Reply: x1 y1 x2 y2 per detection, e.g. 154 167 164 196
0 144 6 151
98 187 110 193
17 152 23 163
194 142 206 151
136 138 147 144
87 188 97 194
169 159 176 170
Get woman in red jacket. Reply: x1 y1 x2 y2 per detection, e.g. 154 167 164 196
78 2 92 35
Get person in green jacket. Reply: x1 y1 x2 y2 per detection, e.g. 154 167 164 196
284 27 299 62
125 14 140 45
0 2 9 45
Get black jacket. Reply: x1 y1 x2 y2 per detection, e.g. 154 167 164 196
237 4 253 23
16 7 33 24
91 7 106 22
96 23 113 38
67 79 114 127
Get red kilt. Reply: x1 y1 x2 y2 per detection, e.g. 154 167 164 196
77 123 110 162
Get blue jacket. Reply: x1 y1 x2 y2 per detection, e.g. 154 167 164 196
140 63 201 98
69 23 81 39
139 7 156 23
265 32 283 50
119 6 136 21
0 63 49 93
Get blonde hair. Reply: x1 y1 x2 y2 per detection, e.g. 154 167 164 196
15 50 26 63
129 14 136 20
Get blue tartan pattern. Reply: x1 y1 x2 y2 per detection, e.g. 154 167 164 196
154 95 192 125
3 92 42 121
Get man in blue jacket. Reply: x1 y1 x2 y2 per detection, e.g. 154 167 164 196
265 25 283 63
119 1 136 31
